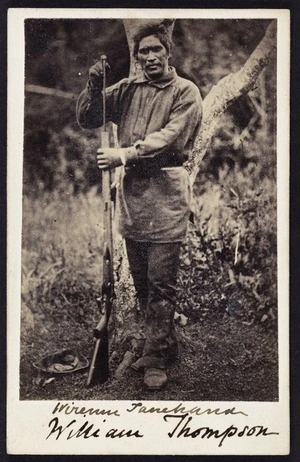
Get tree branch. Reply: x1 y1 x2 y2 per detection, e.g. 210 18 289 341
186 20 276 185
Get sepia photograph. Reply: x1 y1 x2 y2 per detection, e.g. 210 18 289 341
7 8 290 456
20 14 279 401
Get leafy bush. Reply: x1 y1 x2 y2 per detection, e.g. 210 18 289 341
24 94 102 195
178 165 277 326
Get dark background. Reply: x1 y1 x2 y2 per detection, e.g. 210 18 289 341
23 17 276 195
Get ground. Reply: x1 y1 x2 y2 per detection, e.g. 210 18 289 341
20 313 278 402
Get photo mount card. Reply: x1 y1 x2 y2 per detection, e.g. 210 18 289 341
7 7 290 456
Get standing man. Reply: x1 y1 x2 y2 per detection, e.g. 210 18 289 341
77 23 202 390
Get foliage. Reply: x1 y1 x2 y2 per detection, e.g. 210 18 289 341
173 19 271 96
23 94 102 195
178 167 277 326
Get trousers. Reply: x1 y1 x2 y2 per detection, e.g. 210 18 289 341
125 238 181 369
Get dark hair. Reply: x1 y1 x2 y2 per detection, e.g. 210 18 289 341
133 23 173 58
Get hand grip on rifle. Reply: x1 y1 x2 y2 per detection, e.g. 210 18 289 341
86 54 114 388
96 146 138 170
88 55 110 90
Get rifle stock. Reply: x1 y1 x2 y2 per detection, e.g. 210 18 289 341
86 298 109 386
86 136 114 387
86 56 114 387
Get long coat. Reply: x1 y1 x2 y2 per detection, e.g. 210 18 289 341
77 67 202 242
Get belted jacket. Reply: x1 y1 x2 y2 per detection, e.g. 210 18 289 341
77 67 202 242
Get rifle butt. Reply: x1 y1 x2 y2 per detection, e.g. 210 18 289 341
86 328 109 387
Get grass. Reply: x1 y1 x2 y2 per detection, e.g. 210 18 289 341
20 170 278 401
21 189 103 366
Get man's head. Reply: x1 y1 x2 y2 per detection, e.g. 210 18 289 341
133 24 173 80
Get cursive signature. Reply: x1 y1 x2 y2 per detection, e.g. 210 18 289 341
164 414 279 447
46 417 143 440
127 402 248 417
52 401 120 417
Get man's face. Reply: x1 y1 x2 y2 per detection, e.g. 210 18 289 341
137 35 169 80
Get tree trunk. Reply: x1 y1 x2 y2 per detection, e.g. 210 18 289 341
112 18 276 375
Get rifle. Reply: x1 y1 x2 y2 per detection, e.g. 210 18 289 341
86 55 114 387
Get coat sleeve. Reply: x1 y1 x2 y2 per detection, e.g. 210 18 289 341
134 83 202 158
76 79 124 129
76 82 103 128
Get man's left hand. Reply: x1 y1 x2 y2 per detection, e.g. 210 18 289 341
97 148 124 170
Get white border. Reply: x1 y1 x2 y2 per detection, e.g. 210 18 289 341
7 8 290 455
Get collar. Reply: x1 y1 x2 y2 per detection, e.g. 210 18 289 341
134 66 177 88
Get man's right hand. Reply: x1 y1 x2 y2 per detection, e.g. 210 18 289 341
88 60 109 89
88 61 104 89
